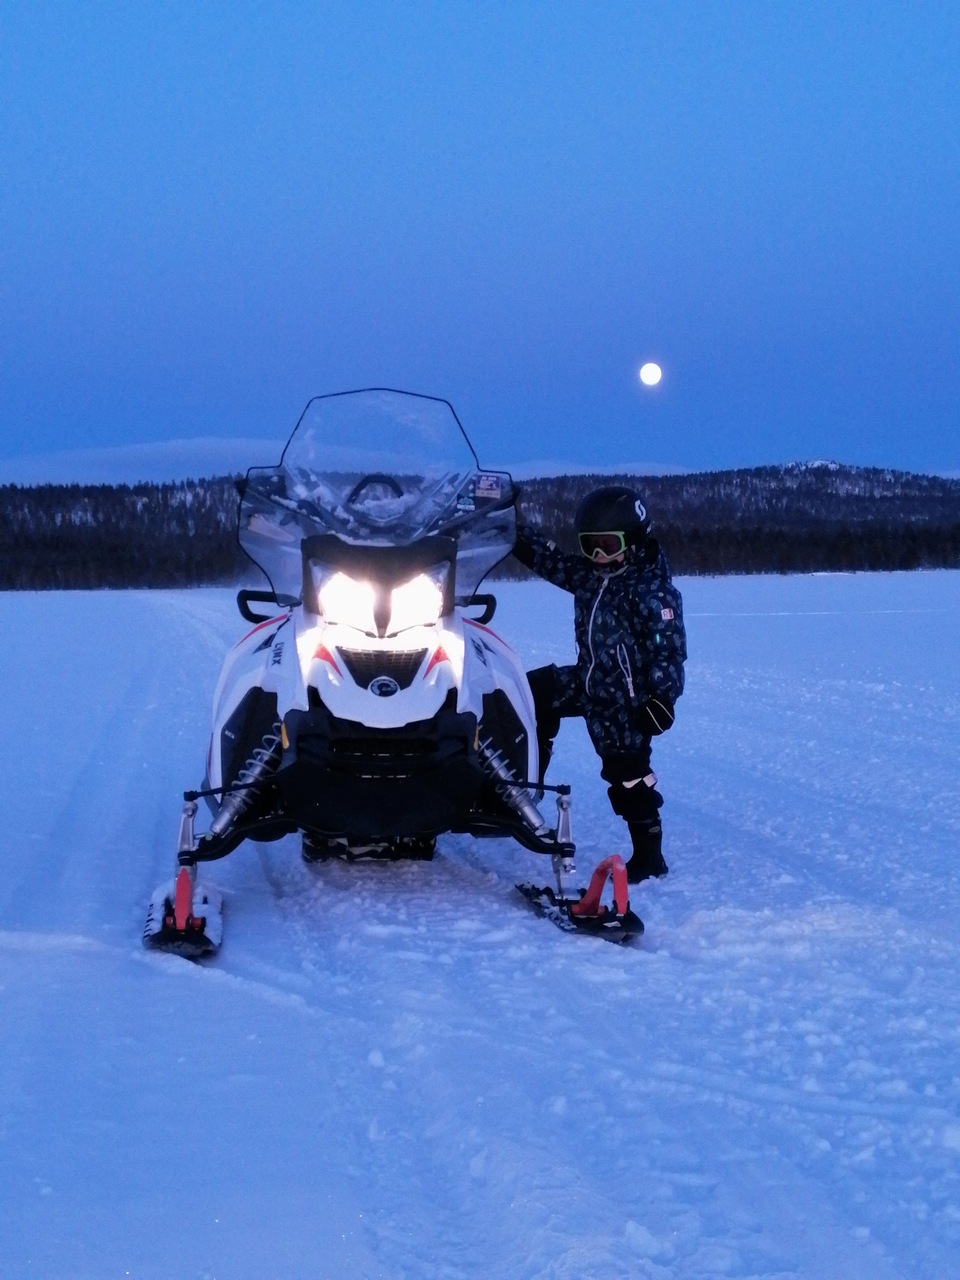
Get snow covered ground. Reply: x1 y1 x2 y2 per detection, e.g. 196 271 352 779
1 571 958 1279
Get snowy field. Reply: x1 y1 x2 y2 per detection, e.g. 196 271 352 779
1 571 959 1280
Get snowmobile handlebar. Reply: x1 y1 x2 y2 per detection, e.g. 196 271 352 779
346 472 405 504
237 588 299 623
459 592 497 623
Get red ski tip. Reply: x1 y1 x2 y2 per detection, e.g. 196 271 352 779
569 854 629 918
173 867 194 931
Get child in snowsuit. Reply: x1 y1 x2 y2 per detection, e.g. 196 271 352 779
513 485 686 883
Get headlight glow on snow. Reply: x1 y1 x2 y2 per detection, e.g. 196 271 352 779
317 572 378 633
388 572 445 634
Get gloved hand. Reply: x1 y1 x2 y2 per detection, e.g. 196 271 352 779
638 696 674 735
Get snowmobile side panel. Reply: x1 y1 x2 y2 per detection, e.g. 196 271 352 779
479 688 530 790
215 687 282 815
462 617 539 784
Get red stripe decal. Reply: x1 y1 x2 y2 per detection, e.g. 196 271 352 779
424 645 449 677
463 618 505 644
236 615 285 647
173 867 193 931
313 642 342 676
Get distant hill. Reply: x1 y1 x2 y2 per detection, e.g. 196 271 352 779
0 438 285 487
1 462 959 589
0 440 683 487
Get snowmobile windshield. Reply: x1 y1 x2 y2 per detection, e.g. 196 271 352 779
238 388 516 604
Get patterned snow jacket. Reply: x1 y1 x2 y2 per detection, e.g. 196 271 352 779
513 524 687 754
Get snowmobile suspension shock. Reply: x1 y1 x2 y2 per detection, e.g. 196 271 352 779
177 798 199 860
477 736 551 837
208 721 284 839
551 791 576 896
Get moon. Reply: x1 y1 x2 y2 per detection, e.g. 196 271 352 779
639 362 662 387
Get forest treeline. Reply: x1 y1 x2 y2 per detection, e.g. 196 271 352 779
2 462 959 589
510 464 960 577
0 478 244 590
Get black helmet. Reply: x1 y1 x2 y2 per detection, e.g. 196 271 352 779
575 485 651 562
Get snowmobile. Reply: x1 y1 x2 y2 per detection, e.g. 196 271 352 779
144 389 643 956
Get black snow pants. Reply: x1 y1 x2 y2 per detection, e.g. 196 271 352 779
527 664 664 827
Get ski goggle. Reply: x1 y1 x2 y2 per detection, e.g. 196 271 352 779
578 530 628 561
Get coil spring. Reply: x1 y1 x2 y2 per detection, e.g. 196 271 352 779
236 722 283 786
210 721 283 836
478 736 550 836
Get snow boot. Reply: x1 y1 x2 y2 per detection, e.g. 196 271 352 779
626 821 668 884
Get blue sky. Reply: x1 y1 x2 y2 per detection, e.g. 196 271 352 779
2 2 958 474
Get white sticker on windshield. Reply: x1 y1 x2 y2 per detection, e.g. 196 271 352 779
476 473 502 500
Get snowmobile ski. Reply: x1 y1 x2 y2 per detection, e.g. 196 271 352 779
516 854 644 944
143 867 223 959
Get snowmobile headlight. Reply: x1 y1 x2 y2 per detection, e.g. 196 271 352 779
316 571 378 633
387 569 447 634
